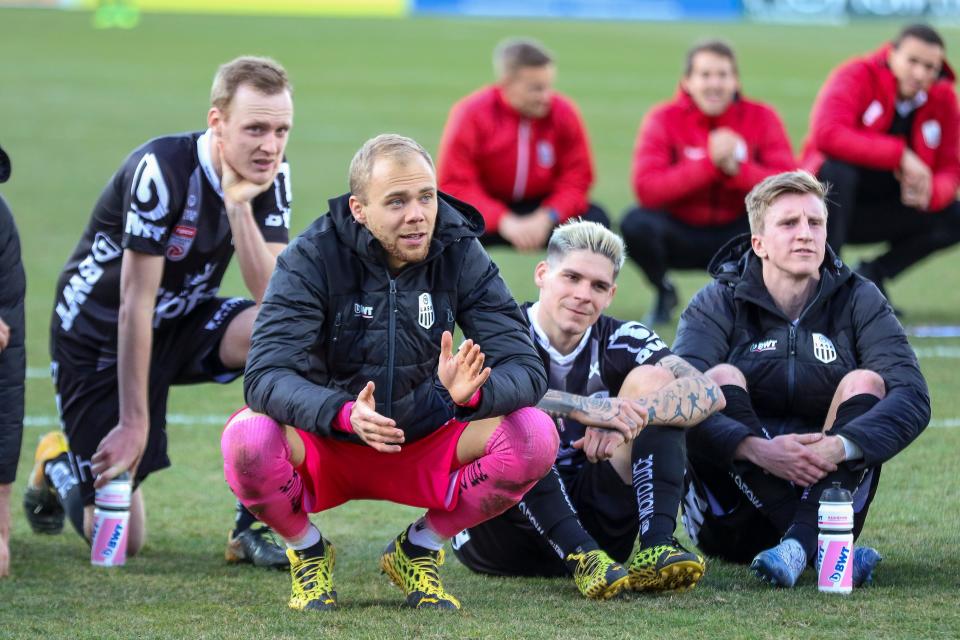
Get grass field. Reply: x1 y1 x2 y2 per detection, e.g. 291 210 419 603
1 8 960 639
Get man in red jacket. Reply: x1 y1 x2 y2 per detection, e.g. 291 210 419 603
802 24 960 310
622 40 795 325
438 38 608 251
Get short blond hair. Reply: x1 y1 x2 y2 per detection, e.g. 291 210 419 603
547 219 626 279
746 170 828 234
210 56 291 114
348 134 435 201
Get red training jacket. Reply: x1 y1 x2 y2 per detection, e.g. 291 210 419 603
438 85 595 234
632 90 796 227
801 44 960 213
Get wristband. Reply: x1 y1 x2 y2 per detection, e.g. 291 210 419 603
456 388 482 408
333 401 355 434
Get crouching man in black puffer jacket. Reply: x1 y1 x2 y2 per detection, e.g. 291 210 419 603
674 170 929 589
221 134 557 613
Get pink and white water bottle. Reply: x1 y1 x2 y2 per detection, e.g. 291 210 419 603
817 482 854 594
91 472 132 567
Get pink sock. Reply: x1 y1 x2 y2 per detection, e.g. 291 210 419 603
221 412 310 541
426 407 559 538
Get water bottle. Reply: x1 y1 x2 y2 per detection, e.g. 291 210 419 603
817 482 854 594
90 472 132 567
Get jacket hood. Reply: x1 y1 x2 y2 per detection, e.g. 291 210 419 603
871 43 956 83
707 232 851 313
326 190 486 266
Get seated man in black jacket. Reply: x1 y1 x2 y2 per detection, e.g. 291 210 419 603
673 170 929 588
220 134 558 612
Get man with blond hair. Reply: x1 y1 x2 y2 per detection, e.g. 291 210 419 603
26 56 294 567
674 170 929 588
453 220 724 600
221 134 557 612
438 38 608 250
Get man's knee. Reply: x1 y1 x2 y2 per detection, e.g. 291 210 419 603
221 411 289 495
495 407 559 486
836 369 885 403
705 364 747 389
218 305 257 370
620 364 675 398
818 158 862 189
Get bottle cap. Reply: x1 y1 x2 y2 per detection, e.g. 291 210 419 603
820 481 853 503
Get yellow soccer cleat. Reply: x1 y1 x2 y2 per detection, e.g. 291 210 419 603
23 431 69 535
628 538 705 593
380 530 461 610
567 548 631 600
287 539 337 611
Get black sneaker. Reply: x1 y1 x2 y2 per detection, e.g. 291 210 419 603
225 523 290 569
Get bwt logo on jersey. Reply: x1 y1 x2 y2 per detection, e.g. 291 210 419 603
751 339 778 353
354 303 373 319
55 232 123 331
607 322 667 365
125 213 166 241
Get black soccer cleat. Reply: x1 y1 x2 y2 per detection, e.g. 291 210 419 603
225 523 291 569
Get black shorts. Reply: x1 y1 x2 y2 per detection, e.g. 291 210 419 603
681 458 881 564
51 296 254 505
452 461 638 577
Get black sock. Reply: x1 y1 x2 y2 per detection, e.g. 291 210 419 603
632 425 685 548
785 394 880 559
233 501 259 536
720 385 765 435
520 468 598 564
44 453 85 537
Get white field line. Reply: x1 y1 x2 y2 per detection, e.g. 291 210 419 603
21 347 960 380
20 414 960 429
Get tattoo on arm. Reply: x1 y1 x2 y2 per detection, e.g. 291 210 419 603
635 355 724 427
538 390 620 421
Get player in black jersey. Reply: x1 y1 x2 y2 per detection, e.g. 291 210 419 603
24 56 294 568
452 220 726 599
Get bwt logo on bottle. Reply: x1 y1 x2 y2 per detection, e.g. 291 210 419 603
829 545 851 583
102 522 125 558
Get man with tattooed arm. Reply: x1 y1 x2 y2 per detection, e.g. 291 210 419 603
452 220 725 600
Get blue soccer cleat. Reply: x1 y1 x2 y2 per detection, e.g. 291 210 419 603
852 546 882 587
750 538 807 588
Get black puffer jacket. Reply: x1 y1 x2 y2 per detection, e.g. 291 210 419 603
244 192 547 442
674 234 929 469
0 195 25 484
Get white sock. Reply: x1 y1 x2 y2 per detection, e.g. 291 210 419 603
285 523 322 551
407 517 445 551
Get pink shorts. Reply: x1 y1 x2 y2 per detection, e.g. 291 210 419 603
294 418 470 514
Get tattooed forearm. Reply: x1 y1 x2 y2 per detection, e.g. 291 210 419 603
633 355 725 427
538 390 632 424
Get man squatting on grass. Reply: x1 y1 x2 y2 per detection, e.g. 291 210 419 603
221 134 559 611
674 170 930 588
453 220 725 600
26 56 294 568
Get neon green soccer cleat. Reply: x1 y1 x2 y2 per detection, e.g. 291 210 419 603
380 531 461 610
287 539 337 611
628 539 705 593
567 549 631 600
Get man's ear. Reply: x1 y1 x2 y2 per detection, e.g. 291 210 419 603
603 283 617 310
348 194 366 224
533 260 550 288
751 234 767 259
208 107 223 136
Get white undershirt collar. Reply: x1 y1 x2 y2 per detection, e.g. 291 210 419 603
196 129 223 198
527 302 593 366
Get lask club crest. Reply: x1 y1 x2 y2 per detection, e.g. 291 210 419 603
418 292 435 329
812 333 837 364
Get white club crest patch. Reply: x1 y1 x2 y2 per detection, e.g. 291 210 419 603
862 100 883 127
922 120 941 149
812 333 837 364
418 292 435 329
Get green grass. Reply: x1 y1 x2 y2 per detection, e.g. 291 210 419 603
1 8 960 639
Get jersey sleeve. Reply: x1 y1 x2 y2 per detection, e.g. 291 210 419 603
603 319 671 389
120 148 183 255
252 160 292 244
